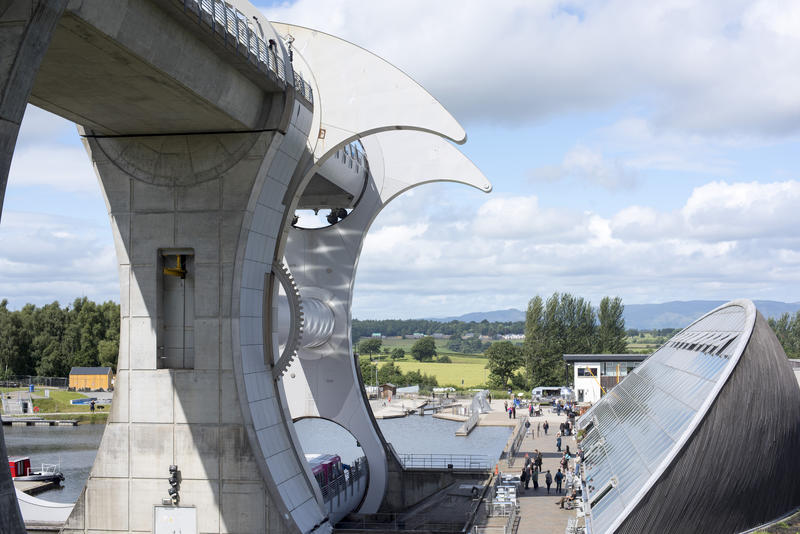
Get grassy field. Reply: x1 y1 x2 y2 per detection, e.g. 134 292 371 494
33 390 107 413
390 359 489 388
357 336 492 387
0 388 107 414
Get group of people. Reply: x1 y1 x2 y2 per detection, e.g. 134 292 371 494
518 449 543 491
508 405 586 513
555 399 578 416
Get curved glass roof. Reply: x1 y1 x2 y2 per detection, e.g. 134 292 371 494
578 302 751 534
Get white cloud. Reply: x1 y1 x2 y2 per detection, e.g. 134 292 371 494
8 145 97 194
262 0 800 136
352 179 800 318
531 145 638 189
0 211 118 307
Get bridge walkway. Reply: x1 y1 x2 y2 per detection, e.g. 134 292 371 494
476 404 583 534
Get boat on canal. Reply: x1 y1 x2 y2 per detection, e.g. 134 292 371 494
8 456 65 484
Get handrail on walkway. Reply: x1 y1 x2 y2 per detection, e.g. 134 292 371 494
399 453 490 470
506 416 528 467
178 0 313 104
320 456 369 504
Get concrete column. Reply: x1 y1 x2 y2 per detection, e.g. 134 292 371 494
0 2 67 531
59 93 325 532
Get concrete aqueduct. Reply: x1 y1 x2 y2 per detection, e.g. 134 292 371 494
0 1 490 532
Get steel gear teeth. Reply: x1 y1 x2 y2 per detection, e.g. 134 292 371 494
271 261 304 378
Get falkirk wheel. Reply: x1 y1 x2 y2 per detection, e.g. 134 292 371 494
0 1 490 533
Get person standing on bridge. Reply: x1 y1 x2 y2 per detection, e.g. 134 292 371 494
543 420 549 435
555 468 564 494
520 466 529 492
531 464 539 490
556 433 562 452
545 470 553 494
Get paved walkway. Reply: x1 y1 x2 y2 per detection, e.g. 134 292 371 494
480 402 583 534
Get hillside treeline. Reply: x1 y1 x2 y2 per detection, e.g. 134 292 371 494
351 318 524 343
0 298 119 379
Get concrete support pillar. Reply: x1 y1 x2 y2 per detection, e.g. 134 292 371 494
59 95 326 532
0 2 67 531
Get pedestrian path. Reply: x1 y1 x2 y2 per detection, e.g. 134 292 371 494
481 404 582 534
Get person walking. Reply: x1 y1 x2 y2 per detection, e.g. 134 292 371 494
543 420 549 435
545 470 553 494
556 433 562 452
532 464 539 490
555 468 564 494
536 450 543 472
525 419 531 436
537 422 541 437
512 405 516 419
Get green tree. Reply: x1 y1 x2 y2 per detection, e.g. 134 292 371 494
358 338 382 360
390 348 405 360
485 341 522 388
405 368 438 388
522 295 544 385
597 296 627 353
446 337 462 352
411 336 437 362
768 312 800 359
377 361 404 385
358 357 377 386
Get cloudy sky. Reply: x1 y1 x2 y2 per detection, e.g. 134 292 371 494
4 0 800 319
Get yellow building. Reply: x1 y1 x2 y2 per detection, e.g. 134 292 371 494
69 367 114 390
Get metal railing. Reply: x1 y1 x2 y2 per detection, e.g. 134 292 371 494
334 142 369 175
0 376 68 388
506 417 528 467
457 408 481 435
336 514 466 532
473 502 516 534
399 453 489 470
179 0 313 104
457 389 491 435
293 71 314 103
319 456 368 513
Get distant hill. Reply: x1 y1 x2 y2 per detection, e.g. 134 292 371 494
624 300 800 329
430 300 800 330
430 308 525 323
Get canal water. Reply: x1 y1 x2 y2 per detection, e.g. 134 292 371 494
5 423 105 503
3 415 510 504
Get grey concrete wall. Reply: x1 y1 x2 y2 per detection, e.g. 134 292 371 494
59 122 297 533
379 443 489 513
30 0 284 135
0 2 67 532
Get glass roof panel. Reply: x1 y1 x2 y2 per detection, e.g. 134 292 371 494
579 304 747 534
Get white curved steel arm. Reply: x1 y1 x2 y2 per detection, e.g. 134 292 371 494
271 22 467 160
360 130 492 205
